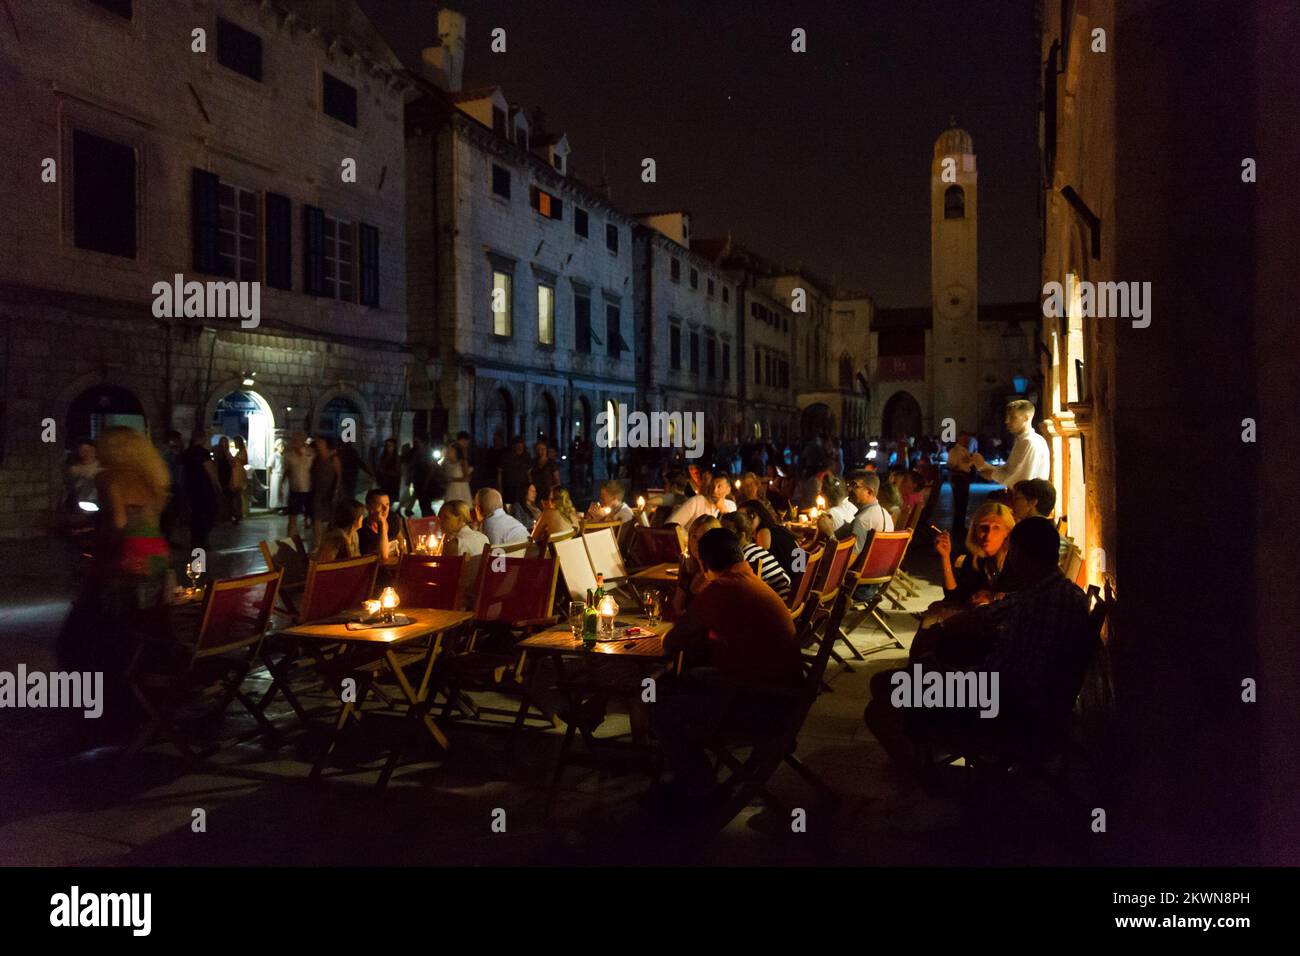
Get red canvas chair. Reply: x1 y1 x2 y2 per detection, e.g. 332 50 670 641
126 569 283 756
808 536 861 667
257 554 379 725
394 553 465 611
785 543 826 618
633 524 686 568
259 536 307 615
404 515 441 552
840 530 913 653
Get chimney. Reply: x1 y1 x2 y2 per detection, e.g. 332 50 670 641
422 8 466 93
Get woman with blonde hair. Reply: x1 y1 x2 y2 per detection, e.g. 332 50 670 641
530 485 579 545
439 499 490 610
934 501 1015 608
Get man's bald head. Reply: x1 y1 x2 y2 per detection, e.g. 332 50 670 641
474 487 503 517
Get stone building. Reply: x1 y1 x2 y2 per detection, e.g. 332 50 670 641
405 12 637 482
827 292 874 442
632 211 739 456
0 0 412 538
871 125 1038 445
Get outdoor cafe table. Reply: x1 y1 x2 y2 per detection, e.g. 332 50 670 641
280 608 472 786
516 618 682 815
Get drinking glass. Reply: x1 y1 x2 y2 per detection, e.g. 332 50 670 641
186 561 200 592
642 590 661 626
568 601 586 641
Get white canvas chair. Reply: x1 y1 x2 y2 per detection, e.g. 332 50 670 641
554 535 598 602
582 526 629 587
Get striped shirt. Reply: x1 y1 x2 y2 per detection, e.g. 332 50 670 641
742 543 792 600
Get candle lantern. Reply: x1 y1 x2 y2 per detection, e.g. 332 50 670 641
380 586 400 623
636 496 646 509
597 594 619 639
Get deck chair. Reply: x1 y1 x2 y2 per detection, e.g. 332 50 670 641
433 556 560 732
260 537 307 615
494 539 531 556
809 537 860 667
582 526 630 593
580 518 621 536
840 530 913 654
785 543 826 618
257 554 379 726
693 590 849 832
632 524 686 568
405 515 441 552
554 534 598 602
394 554 465 611
126 569 283 756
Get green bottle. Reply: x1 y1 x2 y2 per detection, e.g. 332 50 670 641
583 588 598 645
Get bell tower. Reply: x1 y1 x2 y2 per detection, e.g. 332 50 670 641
930 122 979 432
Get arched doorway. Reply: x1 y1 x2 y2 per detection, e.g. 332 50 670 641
800 402 833 438
484 388 514 448
572 395 591 443
66 384 146 446
881 390 923 441
531 392 557 447
211 389 276 507
317 395 363 442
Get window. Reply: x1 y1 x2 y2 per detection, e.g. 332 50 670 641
322 215 355 300
87 0 131 17
707 277 715 296
689 268 698 289
722 343 731 381
574 291 591 352
537 282 555 345
492 106 507 136
491 164 511 199
606 302 623 358
322 72 357 127
722 286 729 303
754 347 761 385
670 258 680 282
358 224 379 307
492 269 513 336
605 223 619 253
73 129 136 258
216 17 262 82
944 185 965 219
689 331 699 374
670 324 682 370
217 181 259 280
264 191 292 290
706 335 717 378
529 185 563 220
574 207 588 238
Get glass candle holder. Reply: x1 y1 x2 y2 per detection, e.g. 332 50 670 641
379 586 399 623
597 594 619 639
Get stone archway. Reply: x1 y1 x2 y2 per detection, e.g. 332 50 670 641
881 389 923 441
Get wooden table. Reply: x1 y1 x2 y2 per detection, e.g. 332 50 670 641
517 617 679 815
281 607 472 785
628 562 680 584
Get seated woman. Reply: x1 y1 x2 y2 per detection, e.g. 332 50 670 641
740 497 799 580
509 481 543 531
530 485 579 546
313 499 366 563
877 474 904 529
670 513 721 618
721 510 792 601
927 502 1015 622
439 498 490 610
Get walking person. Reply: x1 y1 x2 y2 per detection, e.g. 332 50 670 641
284 431 314 538
374 438 402 502
946 431 977 542
268 437 288 512
310 435 342 540
180 429 219 552
229 435 249 522
442 440 473 504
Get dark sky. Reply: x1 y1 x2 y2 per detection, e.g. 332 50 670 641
364 0 1041 308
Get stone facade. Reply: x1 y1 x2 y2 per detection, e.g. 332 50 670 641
0 0 412 537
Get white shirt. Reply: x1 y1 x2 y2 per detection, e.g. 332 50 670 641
667 494 734 528
587 500 634 523
829 498 858 531
482 507 529 546
987 428 1050 487
447 526 490 610
838 500 895 558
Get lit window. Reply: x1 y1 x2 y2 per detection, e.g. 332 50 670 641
537 283 554 344
492 270 512 336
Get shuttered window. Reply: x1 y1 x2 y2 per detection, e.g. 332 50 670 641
302 204 325 295
358 223 379 307
264 192 292 290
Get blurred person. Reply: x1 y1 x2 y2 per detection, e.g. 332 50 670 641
283 431 314 537
443 440 472 504
474 487 529 545
667 474 736 527
1011 478 1057 521
215 436 234 521
721 510 791 601
531 485 580 545
946 431 977 539
876 474 903 528
229 435 249 522
530 440 559 502
268 437 288 511
310 435 342 534
735 471 763 505
65 439 101 511
336 438 369 501
973 400 1050 487
439 499 490 610
313 498 365 562
586 479 634 523
180 429 220 551
498 435 533 507
374 438 402 502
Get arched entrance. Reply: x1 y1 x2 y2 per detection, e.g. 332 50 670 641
881 390 923 441
66 384 146 446
317 395 363 442
572 395 591 443
800 402 833 438
211 389 276 507
531 391 557 447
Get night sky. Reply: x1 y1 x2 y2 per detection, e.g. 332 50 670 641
364 0 1041 308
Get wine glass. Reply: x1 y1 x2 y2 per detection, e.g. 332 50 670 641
641 589 661 627
185 561 200 594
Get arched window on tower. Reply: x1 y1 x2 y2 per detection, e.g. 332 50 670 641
944 185 965 219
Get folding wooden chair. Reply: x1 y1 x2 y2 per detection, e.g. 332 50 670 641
582 526 631 595
785 543 826 618
692 591 849 832
260 537 307 616
579 518 621 536
554 534 598 602
394 554 465 611
839 530 913 654
257 554 380 726
632 524 686 569
126 569 283 757
494 539 531 556
808 537 860 667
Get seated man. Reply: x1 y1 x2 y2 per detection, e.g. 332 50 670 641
863 517 1093 781
586 479 635 524
667 474 736 528
357 488 405 560
654 528 803 808
1011 478 1056 521
817 469 894 559
474 487 529 546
